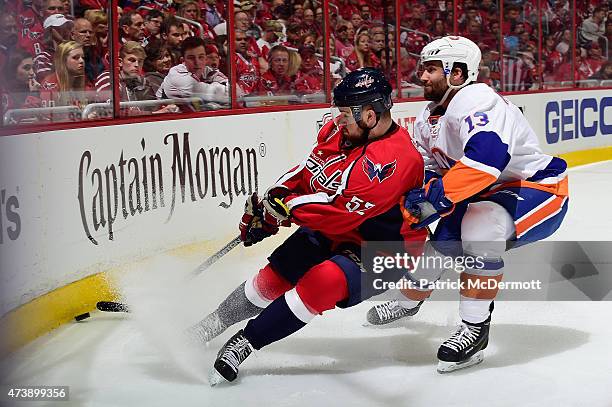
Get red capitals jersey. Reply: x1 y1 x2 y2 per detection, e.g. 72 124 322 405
257 70 293 95
235 53 260 95
16 7 44 56
274 120 427 245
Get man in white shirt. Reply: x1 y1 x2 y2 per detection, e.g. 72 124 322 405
156 36 229 107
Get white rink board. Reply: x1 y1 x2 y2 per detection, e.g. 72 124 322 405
0 89 610 315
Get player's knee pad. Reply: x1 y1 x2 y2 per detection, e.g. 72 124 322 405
461 201 514 264
246 264 293 307
295 260 349 314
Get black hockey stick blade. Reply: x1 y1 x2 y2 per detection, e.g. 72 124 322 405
96 235 242 313
97 301 130 313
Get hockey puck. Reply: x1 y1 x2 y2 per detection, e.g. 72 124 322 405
75 312 90 321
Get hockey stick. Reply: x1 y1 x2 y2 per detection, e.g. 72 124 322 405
96 235 242 313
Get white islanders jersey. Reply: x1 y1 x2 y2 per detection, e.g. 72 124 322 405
413 83 567 203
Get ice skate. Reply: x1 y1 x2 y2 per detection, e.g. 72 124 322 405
365 300 423 326
209 330 254 385
436 317 490 373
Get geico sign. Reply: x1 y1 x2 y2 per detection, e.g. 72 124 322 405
545 97 612 144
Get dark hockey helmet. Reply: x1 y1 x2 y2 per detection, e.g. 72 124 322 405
332 67 393 123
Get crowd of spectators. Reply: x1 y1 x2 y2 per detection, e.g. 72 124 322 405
0 0 610 124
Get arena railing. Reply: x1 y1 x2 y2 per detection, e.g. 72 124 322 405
81 98 225 119
3 106 83 126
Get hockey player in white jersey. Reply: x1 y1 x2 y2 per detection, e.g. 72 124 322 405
366 36 569 373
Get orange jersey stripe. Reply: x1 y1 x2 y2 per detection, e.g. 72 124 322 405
442 162 498 203
484 177 569 198
515 195 566 237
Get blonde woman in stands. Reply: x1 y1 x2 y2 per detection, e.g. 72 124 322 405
40 41 93 113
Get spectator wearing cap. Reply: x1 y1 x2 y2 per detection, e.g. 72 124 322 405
257 44 293 95
119 11 146 46
162 17 185 65
235 29 261 96
157 36 229 107
294 44 323 94
335 21 354 59
205 43 221 70
33 14 73 82
238 1 262 40
203 0 225 30
0 14 18 72
144 9 164 41
143 39 172 94
257 20 283 59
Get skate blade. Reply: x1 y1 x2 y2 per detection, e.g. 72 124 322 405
208 368 227 387
437 350 484 374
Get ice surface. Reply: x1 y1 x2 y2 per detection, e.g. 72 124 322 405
1 161 611 407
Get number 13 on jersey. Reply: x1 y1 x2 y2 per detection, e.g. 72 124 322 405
464 112 489 133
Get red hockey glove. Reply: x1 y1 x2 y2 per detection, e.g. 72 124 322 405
239 193 278 247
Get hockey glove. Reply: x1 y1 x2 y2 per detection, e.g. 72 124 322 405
239 193 279 247
401 178 455 229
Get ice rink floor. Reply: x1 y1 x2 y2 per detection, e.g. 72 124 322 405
2 161 612 407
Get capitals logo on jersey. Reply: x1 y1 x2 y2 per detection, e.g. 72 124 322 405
362 156 396 183
305 153 345 192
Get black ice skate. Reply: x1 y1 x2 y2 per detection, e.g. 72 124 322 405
366 300 423 325
436 316 490 373
209 330 253 385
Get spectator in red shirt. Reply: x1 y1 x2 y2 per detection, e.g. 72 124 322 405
294 44 323 94
258 45 293 95
40 41 93 110
335 21 355 59
350 13 365 32
257 20 283 59
345 29 379 71
235 29 261 96
584 41 605 75
33 14 74 82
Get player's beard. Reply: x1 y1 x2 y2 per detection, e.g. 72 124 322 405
423 78 448 103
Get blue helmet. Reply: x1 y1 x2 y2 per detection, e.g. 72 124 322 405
332 68 393 121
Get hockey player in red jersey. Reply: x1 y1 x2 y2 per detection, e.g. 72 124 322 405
187 68 427 385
